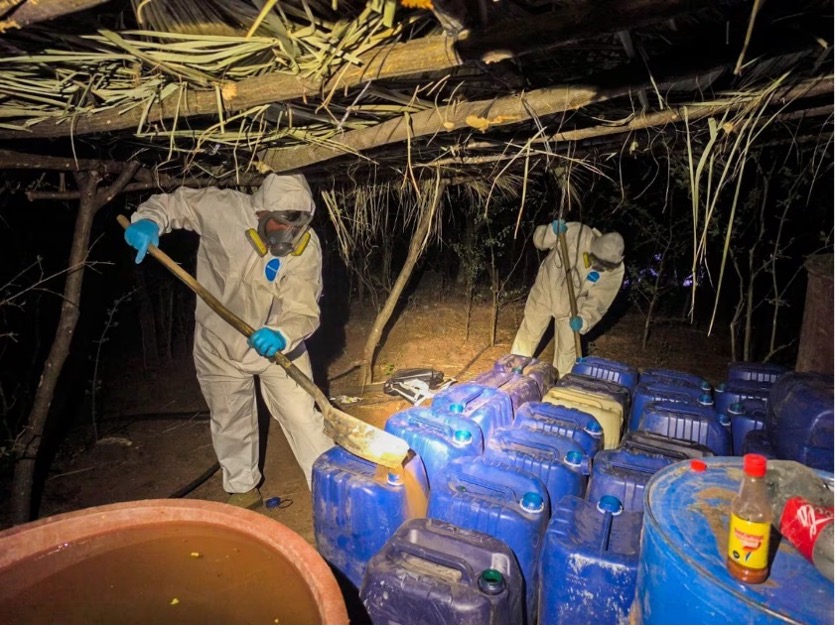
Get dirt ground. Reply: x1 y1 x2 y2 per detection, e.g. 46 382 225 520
14 288 732 549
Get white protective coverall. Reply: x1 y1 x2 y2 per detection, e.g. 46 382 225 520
132 174 334 492
511 221 625 376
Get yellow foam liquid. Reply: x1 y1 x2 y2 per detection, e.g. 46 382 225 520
0 522 322 624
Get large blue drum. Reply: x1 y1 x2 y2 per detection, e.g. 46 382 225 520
634 458 834 624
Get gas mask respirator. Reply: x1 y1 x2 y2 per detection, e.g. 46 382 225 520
246 210 312 257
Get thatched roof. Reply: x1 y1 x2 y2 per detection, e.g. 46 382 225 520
0 0 832 186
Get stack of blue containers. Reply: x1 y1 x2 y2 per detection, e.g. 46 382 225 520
315 352 821 625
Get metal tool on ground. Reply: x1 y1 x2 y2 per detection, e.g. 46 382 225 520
557 225 583 358
117 215 410 469
383 367 455 406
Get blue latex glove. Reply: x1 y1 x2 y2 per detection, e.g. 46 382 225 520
125 219 160 264
551 218 568 235
248 327 286 357
569 316 583 332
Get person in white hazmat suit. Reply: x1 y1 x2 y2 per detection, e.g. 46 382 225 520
124 173 334 509
511 219 625 376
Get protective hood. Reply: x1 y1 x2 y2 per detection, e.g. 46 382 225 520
251 174 315 257
590 232 624 265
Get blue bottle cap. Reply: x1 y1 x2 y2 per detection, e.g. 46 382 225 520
728 402 745 415
387 471 404 486
265 496 282 509
597 495 624 516
512 366 523 374
698 393 713 406
478 569 506 595
564 450 584 466
575 356 586 363
716 382 726 392
717 413 731 427
449 403 465 414
700 380 712 392
584 419 603 436
520 492 545 513
452 429 473 445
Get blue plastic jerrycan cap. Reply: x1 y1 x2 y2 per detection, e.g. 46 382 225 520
564 450 584 467
452 429 473 445
597 495 624 516
478 569 506 595
717 413 731 427
520 492 545 514
716 382 727 392
700 380 712 392
584 419 603 436
575 356 586 363
512 366 523 374
698 393 714 406
449 402 465 414
728 402 745 416
387 471 404 486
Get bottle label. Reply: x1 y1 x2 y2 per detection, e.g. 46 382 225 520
779 497 834 561
728 514 771 569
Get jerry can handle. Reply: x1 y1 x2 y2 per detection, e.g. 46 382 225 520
386 536 479 586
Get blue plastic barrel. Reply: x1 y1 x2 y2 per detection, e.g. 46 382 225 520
553 373 632 420
360 518 524 625
586 446 678 512
385 406 483 487
714 378 771 415
571 356 638 389
767 371 834 472
630 380 713 431
638 401 732 455
485 426 590 510
514 401 603 456
635 459 834 624
469 370 541 414
727 361 789 384
311 447 429 588
639 368 713 392
621 430 714 460
728 400 767 456
427 456 549 623
539 495 643 624
493 353 556 398
431 382 514 441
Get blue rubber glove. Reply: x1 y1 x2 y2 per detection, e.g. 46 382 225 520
569 316 583 332
125 219 160 264
248 327 286 357
551 218 568 235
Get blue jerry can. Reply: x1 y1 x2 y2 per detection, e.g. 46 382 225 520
553 373 632 420
492 353 556 398
571 355 639 389
728 400 767 456
714 378 772 415
630 379 713 431
427 456 549 623
360 518 524 624
430 382 514 441
311 446 429 588
469 370 541 413
539 495 643 624
485 426 590 511
514 401 604 456
768 371 834 472
385 406 483 487
638 400 732 455
635 459 833 624
621 429 714 459
727 360 789 384
639 368 713 392
586 446 678 512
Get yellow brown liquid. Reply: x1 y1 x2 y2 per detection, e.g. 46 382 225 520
0 522 322 624
725 557 769 584
375 458 429 519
